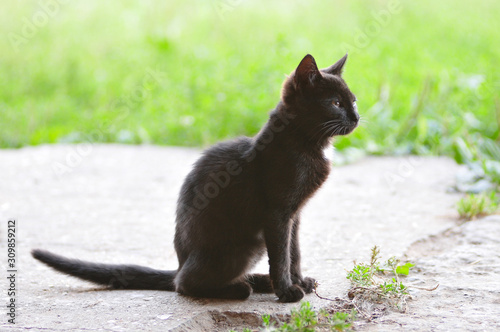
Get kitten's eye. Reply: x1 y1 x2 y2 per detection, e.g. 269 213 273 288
333 100 340 107
353 101 357 107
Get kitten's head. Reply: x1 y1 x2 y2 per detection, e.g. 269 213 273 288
281 54 359 142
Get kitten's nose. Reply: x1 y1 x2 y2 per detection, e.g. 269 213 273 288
349 111 360 123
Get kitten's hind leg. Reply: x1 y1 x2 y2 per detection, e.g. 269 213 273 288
247 274 273 293
178 280 252 300
174 253 253 300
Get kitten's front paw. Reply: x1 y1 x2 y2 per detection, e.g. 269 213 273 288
276 284 305 303
299 277 316 294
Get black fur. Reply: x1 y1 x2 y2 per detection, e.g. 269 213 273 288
32 54 358 302
32 249 175 290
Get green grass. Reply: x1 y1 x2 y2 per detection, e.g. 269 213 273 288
457 192 499 220
261 302 355 332
1 0 499 157
230 301 355 332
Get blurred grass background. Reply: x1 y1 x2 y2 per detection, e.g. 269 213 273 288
1 0 499 164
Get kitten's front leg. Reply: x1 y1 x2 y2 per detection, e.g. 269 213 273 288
290 214 316 294
264 212 304 303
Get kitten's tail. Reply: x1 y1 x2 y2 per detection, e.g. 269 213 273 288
31 249 176 291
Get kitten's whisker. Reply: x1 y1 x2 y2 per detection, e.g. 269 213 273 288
358 115 368 124
310 120 344 143
315 120 342 131
319 123 341 142
309 124 332 143
311 126 329 144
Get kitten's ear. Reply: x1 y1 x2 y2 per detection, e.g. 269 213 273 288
323 53 348 76
294 54 322 89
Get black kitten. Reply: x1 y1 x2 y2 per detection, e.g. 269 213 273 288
32 54 359 303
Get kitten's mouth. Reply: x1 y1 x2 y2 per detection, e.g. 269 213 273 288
332 121 358 137
317 118 359 140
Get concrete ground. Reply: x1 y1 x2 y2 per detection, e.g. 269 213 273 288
0 144 498 331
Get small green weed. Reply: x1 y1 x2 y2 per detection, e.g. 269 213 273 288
231 301 354 332
264 302 318 332
453 135 500 220
454 136 500 191
345 264 372 287
345 246 413 314
457 192 499 220
346 245 381 288
326 310 356 332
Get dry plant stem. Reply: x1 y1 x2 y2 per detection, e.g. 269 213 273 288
407 284 440 292
392 265 401 285
313 283 337 302
313 285 373 321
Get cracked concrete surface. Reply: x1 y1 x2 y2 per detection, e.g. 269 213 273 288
0 144 497 331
